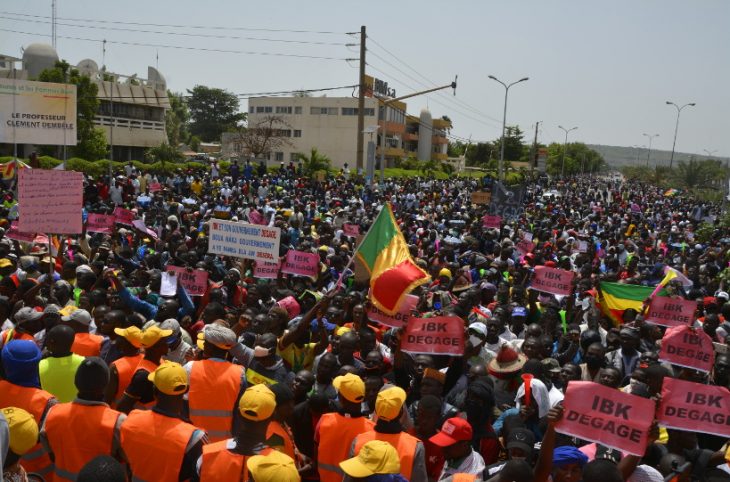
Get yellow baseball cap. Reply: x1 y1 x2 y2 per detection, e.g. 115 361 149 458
339 440 401 478
334 326 351 337
0 258 13 269
2 407 39 456
147 361 188 395
114 326 143 348
439 268 452 279
246 450 299 482
238 384 276 421
333 373 365 403
375 386 406 422
139 325 173 348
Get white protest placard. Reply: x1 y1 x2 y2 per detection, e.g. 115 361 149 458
208 219 281 263
160 271 177 296
18 169 83 234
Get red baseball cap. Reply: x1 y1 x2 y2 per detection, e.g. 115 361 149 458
429 417 473 447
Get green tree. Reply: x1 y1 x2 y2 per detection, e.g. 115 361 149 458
296 148 331 175
492 126 527 162
38 60 107 160
186 85 245 142
146 143 184 164
165 91 190 147
673 159 712 189
465 142 495 167
546 142 605 176
447 140 467 157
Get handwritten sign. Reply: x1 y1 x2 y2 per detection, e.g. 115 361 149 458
254 261 281 279
659 377 730 438
401 316 464 356
343 223 360 237
557 381 654 456
113 207 135 226
6 221 35 242
160 271 177 296
659 324 714 373
131 219 159 240
18 169 82 234
646 296 697 328
277 296 301 320
148 182 162 193
367 294 418 328
471 191 492 205
209 220 281 262
481 215 501 229
281 250 319 278
167 266 208 297
86 213 115 234
532 266 574 296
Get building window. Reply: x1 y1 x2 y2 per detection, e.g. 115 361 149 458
310 107 322 115
311 107 337 115
365 108 375 116
294 106 302 114
276 106 292 114
293 130 302 138
341 107 376 116
328 107 337 115
290 152 299 162
274 129 292 137
256 106 273 113
249 106 255 113
275 152 284 161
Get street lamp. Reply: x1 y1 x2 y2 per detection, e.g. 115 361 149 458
488 75 529 181
666 101 695 169
558 125 578 177
643 133 659 167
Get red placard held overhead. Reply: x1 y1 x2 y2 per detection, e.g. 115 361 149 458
343 223 360 237
367 294 418 328
645 296 697 328
281 250 319 278
86 214 115 234
532 266 575 296
113 207 135 226
659 377 730 438
556 381 655 456
659 324 714 373
482 215 502 229
401 316 464 356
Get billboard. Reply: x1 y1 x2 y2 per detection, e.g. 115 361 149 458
0 78 77 145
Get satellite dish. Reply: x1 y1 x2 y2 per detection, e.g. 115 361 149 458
77 58 99 76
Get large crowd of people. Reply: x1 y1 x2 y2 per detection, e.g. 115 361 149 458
0 160 729 482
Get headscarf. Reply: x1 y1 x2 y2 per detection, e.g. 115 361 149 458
515 377 551 419
553 446 589 467
1 340 42 388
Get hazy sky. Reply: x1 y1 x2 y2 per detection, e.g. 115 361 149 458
2 0 728 156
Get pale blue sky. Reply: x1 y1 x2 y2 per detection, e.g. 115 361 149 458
2 0 728 156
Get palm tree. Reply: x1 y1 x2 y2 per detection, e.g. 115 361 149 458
673 159 711 189
296 148 331 175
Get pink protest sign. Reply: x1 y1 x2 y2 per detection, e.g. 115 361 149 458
343 223 360 237
18 169 83 234
167 266 209 297
532 266 574 296
281 250 319 278
659 377 730 438
646 296 697 328
659 324 714 373
248 210 265 225
557 381 655 456
254 261 281 279
148 182 162 192
6 221 36 242
277 296 301 319
131 219 159 240
515 239 534 257
113 207 135 226
367 294 418 328
482 215 502 229
401 316 465 356
86 213 115 234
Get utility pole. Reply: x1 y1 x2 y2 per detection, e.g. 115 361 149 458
356 26 366 172
531 121 540 168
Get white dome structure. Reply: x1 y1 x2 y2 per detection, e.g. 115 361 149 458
22 43 59 79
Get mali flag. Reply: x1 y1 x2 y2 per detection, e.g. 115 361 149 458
598 282 665 325
356 204 430 314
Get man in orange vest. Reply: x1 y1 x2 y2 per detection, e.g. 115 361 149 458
120 361 207 482
41 357 126 481
61 308 107 357
185 324 245 442
0 340 56 479
116 325 172 413
350 386 427 482
247 449 300 482
104 325 143 409
339 440 405 482
315 372 374 482
197 384 277 481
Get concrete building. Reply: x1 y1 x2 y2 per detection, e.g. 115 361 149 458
0 43 169 160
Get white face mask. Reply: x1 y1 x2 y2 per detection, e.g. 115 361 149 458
469 335 484 349
254 346 270 358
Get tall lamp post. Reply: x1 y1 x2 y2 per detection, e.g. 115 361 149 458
558 125 578 177
488 75 529 181
643 133 659 167
666 101 695 169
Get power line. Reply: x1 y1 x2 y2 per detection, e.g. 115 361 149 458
0 15 351 46
0 10 347 35
0 28 354 61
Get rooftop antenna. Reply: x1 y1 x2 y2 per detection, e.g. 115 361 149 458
155 49 159 70
102 39 106 69
51 0 57 48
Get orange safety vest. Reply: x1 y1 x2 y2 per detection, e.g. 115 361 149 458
127 358 159 410
266 420 295 460
353 429 420 480
317 413 374 482
110 353 144 408
452 474 477 482
120 409 198 482
0 380 55 479
71 332 104 357
199 442 272 482
44 401 122 482
188 359 244 442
